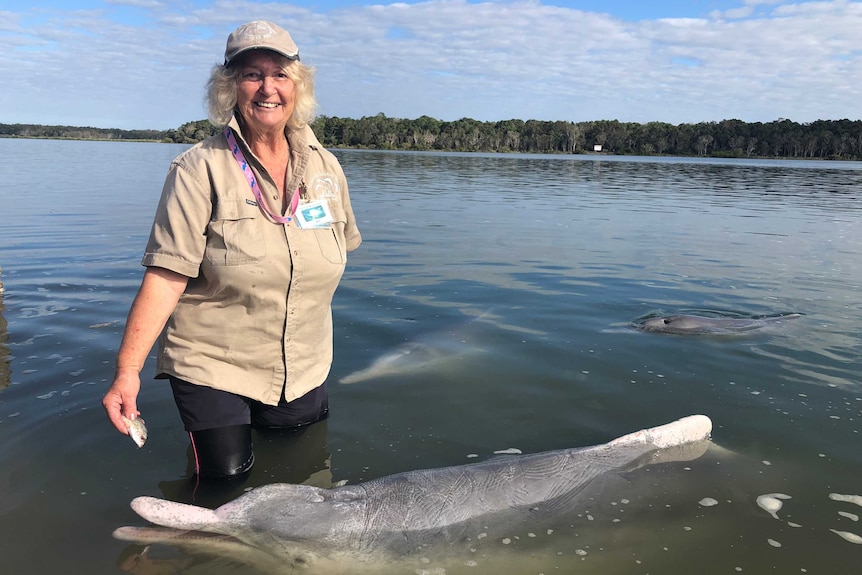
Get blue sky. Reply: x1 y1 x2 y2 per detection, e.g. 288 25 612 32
1 0 860 129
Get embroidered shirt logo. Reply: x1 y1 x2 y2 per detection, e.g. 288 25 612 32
308 173 340 200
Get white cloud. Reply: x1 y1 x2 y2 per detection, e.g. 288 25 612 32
0 0 859 129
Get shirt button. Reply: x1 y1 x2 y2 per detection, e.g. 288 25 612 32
272 195 279 200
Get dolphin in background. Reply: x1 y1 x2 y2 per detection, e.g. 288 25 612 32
114 415 713 572
634 312 802 335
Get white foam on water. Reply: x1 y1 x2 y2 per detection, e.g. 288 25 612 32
829 493 862 507
756 493 791 520
838 511 859 522
767 539 781 548
493 448 521 455
699 497 719 507
829 529 862 544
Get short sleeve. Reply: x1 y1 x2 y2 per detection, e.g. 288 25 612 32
141 157 213 278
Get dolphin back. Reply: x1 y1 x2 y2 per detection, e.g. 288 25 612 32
357 415 713 538
608 414 712 448
637 313 801 334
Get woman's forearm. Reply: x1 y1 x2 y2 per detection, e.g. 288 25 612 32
116 267 189 371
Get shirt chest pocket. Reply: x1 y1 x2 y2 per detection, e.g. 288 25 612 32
313 199 347 264
205 198 267 265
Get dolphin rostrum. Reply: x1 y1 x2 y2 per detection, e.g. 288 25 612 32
114 415 712 569
636 313 801 335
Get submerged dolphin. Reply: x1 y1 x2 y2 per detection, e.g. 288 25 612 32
114 415 712 570
339 316 491 384
339 340 465 384
636 313 801 335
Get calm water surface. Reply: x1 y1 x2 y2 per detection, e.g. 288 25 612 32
0 139 860 574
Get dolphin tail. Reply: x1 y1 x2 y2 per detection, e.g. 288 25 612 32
608 415 712 449
130 496 224 532
339 368 375 384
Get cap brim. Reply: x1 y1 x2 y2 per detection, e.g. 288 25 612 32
226 46 299 65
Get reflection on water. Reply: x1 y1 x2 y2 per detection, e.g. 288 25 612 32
0 266 10 391
0 141 860 574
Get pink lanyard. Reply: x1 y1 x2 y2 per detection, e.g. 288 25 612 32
224 127 299 224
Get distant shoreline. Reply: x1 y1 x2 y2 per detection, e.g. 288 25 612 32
0 135 163 143
3 116 861 161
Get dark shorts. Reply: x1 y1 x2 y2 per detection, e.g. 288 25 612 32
169 377 329 432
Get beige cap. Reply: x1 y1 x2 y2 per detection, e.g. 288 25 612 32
224 20 299 65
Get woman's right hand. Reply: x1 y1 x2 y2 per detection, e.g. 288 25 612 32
101 266 189 435
103 367 142 435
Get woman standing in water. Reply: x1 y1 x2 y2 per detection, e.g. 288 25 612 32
102 20 361 479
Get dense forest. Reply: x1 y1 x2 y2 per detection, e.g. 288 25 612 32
0 123 164 142
3 115 862 160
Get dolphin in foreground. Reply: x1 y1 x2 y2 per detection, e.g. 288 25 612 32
635 313 802 335
114 415 712 571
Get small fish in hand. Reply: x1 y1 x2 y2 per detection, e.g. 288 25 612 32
121 415 148 448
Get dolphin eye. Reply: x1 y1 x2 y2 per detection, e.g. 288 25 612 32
663 319 671 324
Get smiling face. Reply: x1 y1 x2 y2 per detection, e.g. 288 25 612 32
234 50 296 138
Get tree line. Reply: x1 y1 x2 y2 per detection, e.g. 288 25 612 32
4 116 862 160
0 123 164 142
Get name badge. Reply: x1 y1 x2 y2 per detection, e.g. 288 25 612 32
295 200 334 229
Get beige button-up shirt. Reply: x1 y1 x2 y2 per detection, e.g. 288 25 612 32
142 117 361 405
